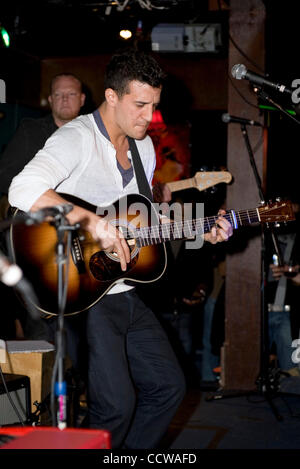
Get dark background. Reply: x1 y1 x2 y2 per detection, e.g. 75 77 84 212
0 0 299 202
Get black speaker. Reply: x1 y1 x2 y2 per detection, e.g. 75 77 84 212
0 373 31 426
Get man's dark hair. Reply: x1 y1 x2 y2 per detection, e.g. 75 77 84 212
49 73 83 94
104 48 166 97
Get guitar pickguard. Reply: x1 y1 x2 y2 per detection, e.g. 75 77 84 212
89 249 139 282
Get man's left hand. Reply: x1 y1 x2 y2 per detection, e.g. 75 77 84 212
204 209 233 244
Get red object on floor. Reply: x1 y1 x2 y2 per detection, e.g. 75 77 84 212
0 426 111 449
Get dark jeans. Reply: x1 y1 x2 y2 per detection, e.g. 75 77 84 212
269 308 294 371
26 289 185 447
86 291 185 449
85 289 186 448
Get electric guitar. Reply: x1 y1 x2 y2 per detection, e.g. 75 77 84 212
166 171 232 193
9 194 295 317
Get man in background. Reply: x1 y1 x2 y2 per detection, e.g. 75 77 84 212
0 73 85 200
0 73 85 340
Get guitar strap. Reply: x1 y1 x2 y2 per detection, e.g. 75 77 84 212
127 137 153 202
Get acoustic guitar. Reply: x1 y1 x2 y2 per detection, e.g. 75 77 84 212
9 193 294 317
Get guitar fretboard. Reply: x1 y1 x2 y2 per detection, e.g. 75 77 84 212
124 208 260 247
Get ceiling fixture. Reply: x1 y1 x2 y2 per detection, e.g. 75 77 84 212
83 0 178 12
119 29 132 39
151 23 222 53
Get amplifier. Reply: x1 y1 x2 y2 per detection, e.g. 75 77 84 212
0 373 31 426
0 426 111 449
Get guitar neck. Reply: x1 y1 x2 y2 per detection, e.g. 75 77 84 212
166 178 195 192
133 208 260 246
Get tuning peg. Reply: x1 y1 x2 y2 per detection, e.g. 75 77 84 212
274 222 281 228
276 197 282 202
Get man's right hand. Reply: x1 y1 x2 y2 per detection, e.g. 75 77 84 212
270 263 285 280
95 216 131 271
83 212 131 272
30 189 131 272
270 263 299 280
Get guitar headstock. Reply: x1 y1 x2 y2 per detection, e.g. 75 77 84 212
258 200 296 223
194 171 232 192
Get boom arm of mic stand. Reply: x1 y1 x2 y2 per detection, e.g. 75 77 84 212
256 88 300 126
0 213 31 231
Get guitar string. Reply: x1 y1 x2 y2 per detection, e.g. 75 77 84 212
122 210 262 244
125 211 260 240
120 206 286 244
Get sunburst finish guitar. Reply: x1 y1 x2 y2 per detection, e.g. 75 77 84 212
9 194 295 317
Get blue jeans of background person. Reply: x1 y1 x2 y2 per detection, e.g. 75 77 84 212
86 289 186 449
268 308 294 371
201 297 220 381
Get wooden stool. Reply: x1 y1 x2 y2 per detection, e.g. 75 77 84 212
1 340 55 423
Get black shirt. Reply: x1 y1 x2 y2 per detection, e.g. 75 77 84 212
0 113 58 195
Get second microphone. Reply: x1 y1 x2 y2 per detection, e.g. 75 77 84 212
222 113 262 127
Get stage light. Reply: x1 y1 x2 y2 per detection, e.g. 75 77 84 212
0 26 10 47
119 29 132 40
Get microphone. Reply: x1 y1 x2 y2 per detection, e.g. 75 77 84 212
222 113 262 127
0 250 40 320
0 251 23 287
0 204 74 230
231 64 292 95
26 203 73 224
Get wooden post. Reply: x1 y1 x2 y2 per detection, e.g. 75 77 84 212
221 0 266 390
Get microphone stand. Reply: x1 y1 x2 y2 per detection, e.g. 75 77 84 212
50 213 79 429
240 123 285 420
207 88 299 420
1 206 81 427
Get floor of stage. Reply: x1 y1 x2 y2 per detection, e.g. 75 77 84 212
159 376 300 450
3 351 300 450
73 359 300 450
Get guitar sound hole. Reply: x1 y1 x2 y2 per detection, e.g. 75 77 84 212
89 242 139 281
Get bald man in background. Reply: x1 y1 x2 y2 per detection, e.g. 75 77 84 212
0 73 85 341
0 73 85 201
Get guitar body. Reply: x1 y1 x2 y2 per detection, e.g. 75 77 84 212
10 193 167 317
9 192 294 318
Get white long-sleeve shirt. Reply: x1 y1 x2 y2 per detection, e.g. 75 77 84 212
9 113 156 210
8 112 156 294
